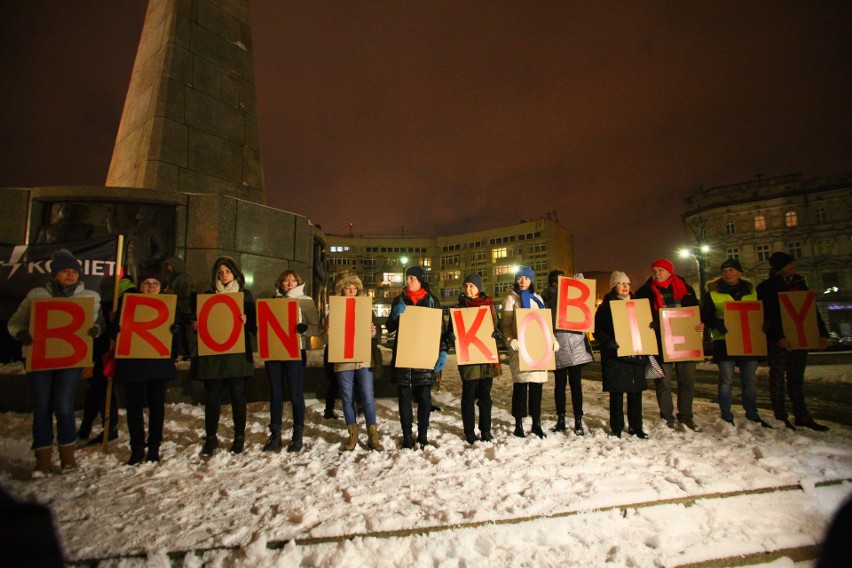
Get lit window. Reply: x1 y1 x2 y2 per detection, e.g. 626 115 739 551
494 265 511 275
785 211 798 228
754 215 766 231
492 247 508 261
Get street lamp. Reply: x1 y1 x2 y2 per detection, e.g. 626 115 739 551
400 256 409 290
679 244 710 342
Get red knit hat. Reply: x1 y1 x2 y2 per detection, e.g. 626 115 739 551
651 258 674 275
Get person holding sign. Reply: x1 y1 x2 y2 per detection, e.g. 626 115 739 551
262 270 321 453
385 266 448 449
195 257 257 456
501 266 552 439
450 274 501 444
7 249 101 476
330 272 382 451
593 272 648 438
757 252 830 431
544 270 594 436
701 259 771 428
113 272 181 464
635 258 703 432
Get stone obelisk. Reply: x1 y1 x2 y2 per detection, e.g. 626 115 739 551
106 0 265 205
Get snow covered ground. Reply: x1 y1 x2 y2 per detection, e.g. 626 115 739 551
0 351 850 567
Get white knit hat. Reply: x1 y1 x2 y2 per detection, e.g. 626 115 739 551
610 271 630 289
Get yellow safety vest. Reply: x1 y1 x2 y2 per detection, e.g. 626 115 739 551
709 288 757 341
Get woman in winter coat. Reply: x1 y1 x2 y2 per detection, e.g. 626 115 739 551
501 266 552 439
263 270 320 453
8 249 101 476
113 272 180 465
593 271 648 438
452 274 501 444
331 272 382 451
385 266 448 449
195 256 256 457
544 270 593 436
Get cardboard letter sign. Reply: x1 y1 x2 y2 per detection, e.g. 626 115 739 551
450 307 499 365
116 294 176 359
779 291 820 350
197 293 246 357
328 296 372 363
26 297 95 372
514 308 556 371
660 307 703 362
256 298 301 361
555 276 596 332
724 301 766 357
610 298 658 357
395 306 442 370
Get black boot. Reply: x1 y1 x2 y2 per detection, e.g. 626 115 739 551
200 436 218 457
230 436 245 454
145 445 160 463
263 425 282 452
126 445 145 466
287 426 304 453
531 418 547 439
551 414 566 432
402 432 415 449
513 417 526 438
573 418 585 436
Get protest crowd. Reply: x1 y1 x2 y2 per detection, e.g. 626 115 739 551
7 247 833 478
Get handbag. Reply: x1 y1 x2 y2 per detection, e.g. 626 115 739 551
645 355 665 379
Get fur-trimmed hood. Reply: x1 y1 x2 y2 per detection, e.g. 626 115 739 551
706 276 753 295
333 271 364 296
210 256 244 291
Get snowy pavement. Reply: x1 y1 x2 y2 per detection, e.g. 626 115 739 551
0 351 850 567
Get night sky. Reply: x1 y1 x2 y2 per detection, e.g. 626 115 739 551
1 1 850 282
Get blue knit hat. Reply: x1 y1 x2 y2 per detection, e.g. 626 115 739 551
50 249 83 277
514 266 534 282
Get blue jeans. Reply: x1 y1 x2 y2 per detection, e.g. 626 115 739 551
718 358 759 421
28 368 82 448
265 353 306 427
337 368 377 426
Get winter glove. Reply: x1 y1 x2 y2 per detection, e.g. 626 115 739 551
391 302 407 318
714 318 728 334
17 331 33 346
87 326 100 338
169 324 181 335
296 323 309 334
604 339 620 351
444 331 456 345
509 338 519 350
491 329 503 341
434 351 447 372
648 319 660 331
552 336 560 352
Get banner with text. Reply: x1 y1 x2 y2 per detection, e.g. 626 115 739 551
25 296 95 372
611 299 658 357
395 306 442 370
115 294 176 359
256 298 302 361
779 291 821 350
724 300 767 357
196 293 246 357
450 306 499 365
514 308 556 371
555 276 596 332
659 307 704 362
328 296 372 364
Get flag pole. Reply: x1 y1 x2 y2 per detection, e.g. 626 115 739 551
101 234 124 453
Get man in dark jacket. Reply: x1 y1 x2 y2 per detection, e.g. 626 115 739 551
635 258 704 432
756 252 830 431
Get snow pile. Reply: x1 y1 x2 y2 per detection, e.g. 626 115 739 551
0 353 850 567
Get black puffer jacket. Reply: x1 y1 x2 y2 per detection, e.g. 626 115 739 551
386 290 449 387
593 291 647 394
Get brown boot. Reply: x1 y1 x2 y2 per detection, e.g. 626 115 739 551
58 443 78 472
367 424 383 451
344 424 358 451
33 447 53 478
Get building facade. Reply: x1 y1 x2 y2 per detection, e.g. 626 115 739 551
326 217 574 319
682 172 852 336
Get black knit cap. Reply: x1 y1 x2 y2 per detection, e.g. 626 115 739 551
405 265 427 288
769 251 795 272
463 273 484 294
720 258 743 273
50 249 82 276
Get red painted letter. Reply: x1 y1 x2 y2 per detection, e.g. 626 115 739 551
661 308 701 359
257 300 300 359
727 302 761 354
518 311 553 368
31 301 88 370
780 292 813 347
625 301 643 355
116 295 170 357
198 295 243 354
557 278 593 331
453 307 494 364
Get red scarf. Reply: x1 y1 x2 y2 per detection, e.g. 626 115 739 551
650 275 689 310
405 287 428 305
462 294 493 308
